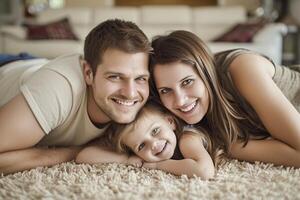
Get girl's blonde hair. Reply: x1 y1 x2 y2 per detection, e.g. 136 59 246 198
149 30 269 163
103 101 219 165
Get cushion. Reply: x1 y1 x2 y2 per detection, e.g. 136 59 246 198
25 18 78 40
213 21 266 43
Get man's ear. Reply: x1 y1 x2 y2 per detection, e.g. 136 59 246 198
165 115 176 130
82 60 93 85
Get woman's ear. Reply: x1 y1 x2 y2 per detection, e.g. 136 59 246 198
165 115 176 130
82 60 93 85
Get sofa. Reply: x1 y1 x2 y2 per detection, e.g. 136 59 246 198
0 5 287 64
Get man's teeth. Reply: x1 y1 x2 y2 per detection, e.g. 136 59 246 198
180 101 196 112
114 99 136 106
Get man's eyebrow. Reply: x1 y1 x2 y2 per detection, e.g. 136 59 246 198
104 71 122 75
136 71 150 77
139 72 150 76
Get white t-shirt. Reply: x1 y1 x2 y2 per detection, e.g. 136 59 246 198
0 54 107 146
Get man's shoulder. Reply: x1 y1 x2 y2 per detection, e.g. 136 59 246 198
44 54 83 73
41 54 85 87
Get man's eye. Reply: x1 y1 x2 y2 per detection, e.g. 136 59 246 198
152 127 160 136
108 75 121 80
159 88 170 94
136 76 149 82
182 79 194 86
138 143 145 151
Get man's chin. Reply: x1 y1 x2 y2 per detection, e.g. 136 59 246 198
112 114 136 124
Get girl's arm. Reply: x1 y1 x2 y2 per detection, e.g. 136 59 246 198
75 144 143 167
229 53 300 167
143 132 215 179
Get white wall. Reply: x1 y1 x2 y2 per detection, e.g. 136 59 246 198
289 0 300 25
64 0 114 7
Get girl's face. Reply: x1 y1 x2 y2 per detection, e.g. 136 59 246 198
153 62 209 124
121 113 177 162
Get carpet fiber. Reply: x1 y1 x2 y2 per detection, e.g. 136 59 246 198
0 159 299 199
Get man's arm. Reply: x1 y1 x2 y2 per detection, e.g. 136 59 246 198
0 94 57 174
0 146 81 175
75 145 143 167
143 133 215 179
0 94 45 152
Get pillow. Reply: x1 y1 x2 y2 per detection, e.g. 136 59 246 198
213 21 266 43
25 18 79 40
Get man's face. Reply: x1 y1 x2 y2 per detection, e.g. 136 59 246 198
86 48 149 124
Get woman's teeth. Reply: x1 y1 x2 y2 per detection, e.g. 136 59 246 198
180 101 197 112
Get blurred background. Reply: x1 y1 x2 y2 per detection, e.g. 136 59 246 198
0 0 299 65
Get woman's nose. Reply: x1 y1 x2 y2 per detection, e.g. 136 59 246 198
173 90 188 107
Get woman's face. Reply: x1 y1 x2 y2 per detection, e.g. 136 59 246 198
153 62 209 124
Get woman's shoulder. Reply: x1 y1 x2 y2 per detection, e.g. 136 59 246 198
214 48 275 74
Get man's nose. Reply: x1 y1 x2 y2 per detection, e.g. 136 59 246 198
151 140 165 154
121 80 137 99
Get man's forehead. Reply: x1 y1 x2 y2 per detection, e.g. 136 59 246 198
98 51 149 74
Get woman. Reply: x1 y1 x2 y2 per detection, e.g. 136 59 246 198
149 30 300 167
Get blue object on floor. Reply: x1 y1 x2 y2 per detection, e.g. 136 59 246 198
0 53 37 67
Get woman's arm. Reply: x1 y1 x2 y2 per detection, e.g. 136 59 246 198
231 138 300 167
143 133 215 179
75 144 143 167
229 54 300 166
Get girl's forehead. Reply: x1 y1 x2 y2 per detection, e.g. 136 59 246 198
123 112 163 135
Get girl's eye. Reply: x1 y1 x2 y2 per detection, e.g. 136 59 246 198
138 143 145 151
182 79 194 86
152 127 160 136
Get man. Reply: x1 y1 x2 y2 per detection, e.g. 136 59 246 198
0 19 151 174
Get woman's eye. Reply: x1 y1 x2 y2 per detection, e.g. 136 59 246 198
138 143 145 151
152 127 160 136
159 88 169 94
182 79 194 86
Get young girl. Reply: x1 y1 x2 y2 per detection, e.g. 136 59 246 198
76 102 216 179
149 30 300 167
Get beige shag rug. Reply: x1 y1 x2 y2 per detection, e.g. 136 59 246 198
0 159 299 200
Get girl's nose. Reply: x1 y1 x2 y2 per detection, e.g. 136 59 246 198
151 140 165 155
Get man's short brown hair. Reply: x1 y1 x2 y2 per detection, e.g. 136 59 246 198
84 19 151 73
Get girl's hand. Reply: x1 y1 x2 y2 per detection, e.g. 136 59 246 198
126 155 143 167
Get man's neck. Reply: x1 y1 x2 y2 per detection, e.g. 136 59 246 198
86 88 111 128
